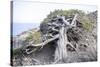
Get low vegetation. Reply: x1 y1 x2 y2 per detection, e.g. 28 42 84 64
25 31 42 44
41 9 93 32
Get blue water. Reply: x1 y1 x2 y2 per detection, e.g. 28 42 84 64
12 23 40 36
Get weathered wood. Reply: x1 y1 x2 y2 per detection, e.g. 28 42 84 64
24 14 79 63
54 14 78 63
54 27 68 63
31 34 59 47
25 34 59 54
71 14 78 27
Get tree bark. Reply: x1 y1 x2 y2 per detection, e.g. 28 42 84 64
54 26 68 63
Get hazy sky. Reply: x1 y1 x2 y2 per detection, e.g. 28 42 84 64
13 1 97 23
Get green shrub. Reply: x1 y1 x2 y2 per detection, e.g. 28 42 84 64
80 16 93 31
41 9 93 31
25 31 42 44
13 47 23 56
42 9 85 23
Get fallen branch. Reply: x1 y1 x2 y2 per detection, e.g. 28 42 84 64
25 34 59 54
31 34 59 47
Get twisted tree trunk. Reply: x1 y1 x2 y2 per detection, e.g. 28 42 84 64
54 26 68 63
24 14 78 63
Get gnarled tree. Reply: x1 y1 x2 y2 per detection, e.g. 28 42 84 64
24 14 81 63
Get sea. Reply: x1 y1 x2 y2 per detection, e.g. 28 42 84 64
12 23 40 36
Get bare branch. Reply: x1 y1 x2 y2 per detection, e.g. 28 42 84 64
25 34 59 54
47 23 52 26
52 27 59 32
71 14 78 26
31 34 59 47
62 16 70 25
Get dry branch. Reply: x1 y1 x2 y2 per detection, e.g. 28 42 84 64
31 34 59 47
25 34 59 54
24 14 79 63
71 14 78 26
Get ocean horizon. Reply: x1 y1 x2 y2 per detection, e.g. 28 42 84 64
12 23 40 36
